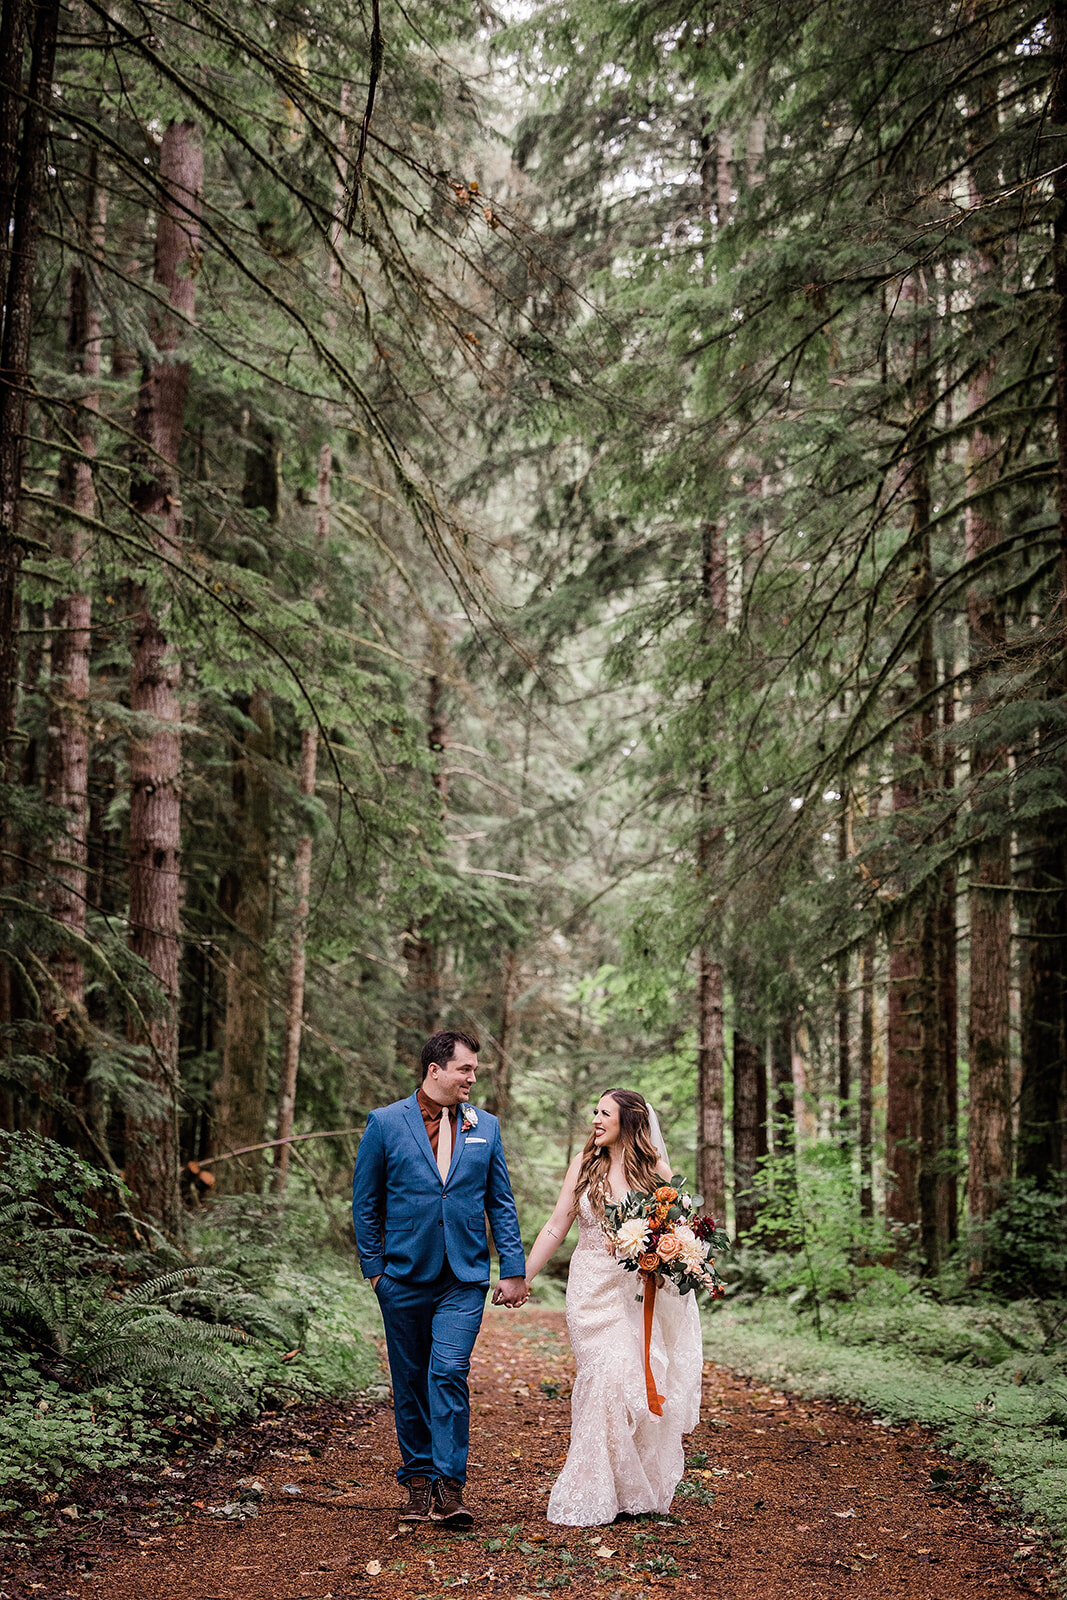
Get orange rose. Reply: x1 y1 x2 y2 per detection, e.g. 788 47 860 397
654 1204 669 1223
654 1186 678 1204
656 1234 681 1261
638 1252 661 1272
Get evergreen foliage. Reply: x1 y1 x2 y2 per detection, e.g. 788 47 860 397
0 0 1065 1511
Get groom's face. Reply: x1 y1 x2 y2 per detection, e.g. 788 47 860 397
428 1043 478 1105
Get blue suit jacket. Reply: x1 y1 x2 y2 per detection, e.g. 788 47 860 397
351 1094 526 1285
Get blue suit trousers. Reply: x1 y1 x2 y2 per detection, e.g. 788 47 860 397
374 1263 487 1485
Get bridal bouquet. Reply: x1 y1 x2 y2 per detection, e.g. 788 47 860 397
602 1175 728 1299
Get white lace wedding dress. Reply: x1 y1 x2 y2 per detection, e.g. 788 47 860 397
547 1193 704 1526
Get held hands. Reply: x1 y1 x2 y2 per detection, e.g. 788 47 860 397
492 1276 529 1308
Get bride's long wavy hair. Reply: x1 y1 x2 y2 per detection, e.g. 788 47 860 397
574 1089 661 1217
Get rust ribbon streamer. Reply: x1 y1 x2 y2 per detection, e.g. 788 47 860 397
641 1271 665 1416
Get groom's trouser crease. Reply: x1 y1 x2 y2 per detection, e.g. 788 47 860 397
375 1262 487 1485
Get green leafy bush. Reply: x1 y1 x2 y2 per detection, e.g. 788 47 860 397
0 1136 381 1500
729 1146 913 1335
979 1180 1067 1299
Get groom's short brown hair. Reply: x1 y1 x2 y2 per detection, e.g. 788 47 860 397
421 1029 480 1077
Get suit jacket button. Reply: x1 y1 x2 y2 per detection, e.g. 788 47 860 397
438 1220 443 1226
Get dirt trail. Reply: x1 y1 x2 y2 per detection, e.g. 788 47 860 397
5 1305 1057 1600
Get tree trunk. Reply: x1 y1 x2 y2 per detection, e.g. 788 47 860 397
859 927 876 1218
887 270 948 1263
0 0 58 782
914 472 945 1272
273 111 345 1190
398 671 448 1074
696 946 725 1216
732 1029 766 1239
1018 831 1067 1183
46 161 106 1018
214 687 274 1193
771 1018 795 1161
696 520 728 1221
938 681 959 1242
964 88 1013 1263
918 894 944 1272
1016 2 1067 1190
836 800 851 1141
0 0 58 1052
273 725 317 1192
485 943 518 1121
1054 0 1067 637
124 121 203 1232
212 405 280 1194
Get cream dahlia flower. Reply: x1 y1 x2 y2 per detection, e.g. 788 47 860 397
615 1218 651 1259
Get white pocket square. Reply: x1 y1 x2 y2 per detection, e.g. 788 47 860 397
466 1136 487 1143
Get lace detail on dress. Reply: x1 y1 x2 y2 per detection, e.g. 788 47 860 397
546 1193 703 1527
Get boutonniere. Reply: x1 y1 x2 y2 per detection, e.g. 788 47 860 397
461 1105 479 1132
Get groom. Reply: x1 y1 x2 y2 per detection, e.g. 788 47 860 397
352 1029 527 1529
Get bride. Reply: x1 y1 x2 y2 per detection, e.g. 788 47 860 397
524 1089 704 1526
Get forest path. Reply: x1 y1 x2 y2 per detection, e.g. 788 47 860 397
14 1307 1058 1600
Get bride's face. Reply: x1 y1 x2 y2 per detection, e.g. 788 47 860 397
592 1096 621 1151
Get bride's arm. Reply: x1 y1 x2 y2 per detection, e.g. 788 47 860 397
524 1156 581 1286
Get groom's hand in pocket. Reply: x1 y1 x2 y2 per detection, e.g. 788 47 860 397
492 1276 528 1308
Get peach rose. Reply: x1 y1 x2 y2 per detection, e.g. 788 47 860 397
655 1233 682 1261
638 1252 661 1273
653 1186 678 1204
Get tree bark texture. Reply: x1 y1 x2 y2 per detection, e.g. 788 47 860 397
485 943 518 1121
0 0 58 783
272 119 345 1190
732 1029 766 1239
1054 0 1067 632
771 1019 795 1160
1018 830 1067 1183
884 284 930 1239
938 682 959 1243
398 671 448 1075
836 801 851 1140
964 110 1013 1249
273 724 317 1192
696 519 728 1221
45 164 106 1017
124 121 203 1231
859 930 876 1218
215 686 274 1194
696 946 725 1219
914 458 947 1271
1017 3 1067 1187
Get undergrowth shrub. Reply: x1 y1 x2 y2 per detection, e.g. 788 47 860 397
978 1180 1067 1299
725 1145 912 1335
0 1134 378 1506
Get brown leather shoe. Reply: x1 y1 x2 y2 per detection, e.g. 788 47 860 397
432 1476 474 1529
398 1475 434 1524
